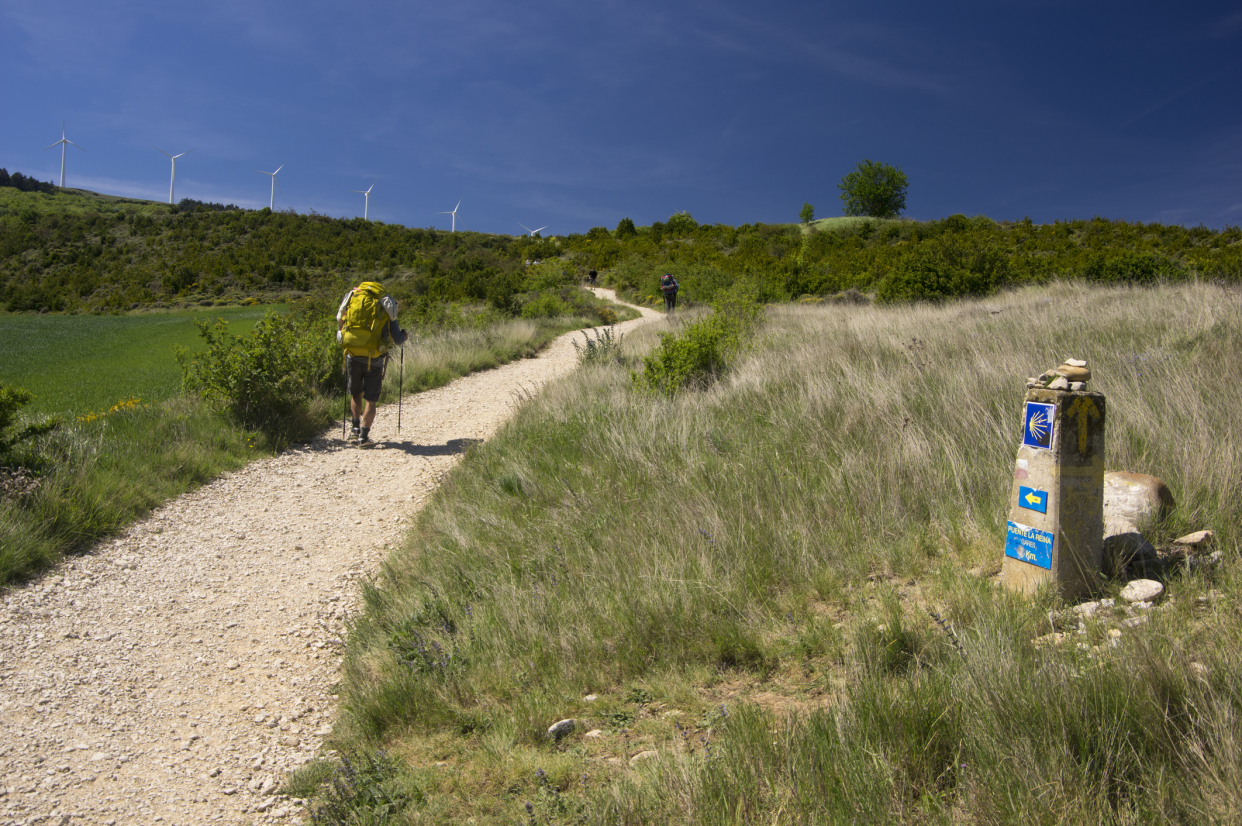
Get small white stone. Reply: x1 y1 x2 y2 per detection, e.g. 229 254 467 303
629 750 659 767
1048 376 1069 390
1174 530 1214 547
584 730 605 739
584 694 598 702
547 719 576 741
1064 358 1087 367
1120 580 1163 603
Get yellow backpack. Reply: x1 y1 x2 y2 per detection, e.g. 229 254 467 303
340 282 392 361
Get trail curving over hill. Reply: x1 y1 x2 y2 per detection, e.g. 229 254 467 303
0 290 660 826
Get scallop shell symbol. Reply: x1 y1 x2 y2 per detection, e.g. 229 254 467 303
1027 408 1050 443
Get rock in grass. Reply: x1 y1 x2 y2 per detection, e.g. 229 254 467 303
1063 357 1087 368
628 750 659 767
1104 471 1175 536
547 719 576 741
1120 579 1164 603
1174 530 1214 548
1102 532 1159 578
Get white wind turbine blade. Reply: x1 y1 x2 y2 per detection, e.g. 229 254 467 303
518 222 532 234
533 226 547 235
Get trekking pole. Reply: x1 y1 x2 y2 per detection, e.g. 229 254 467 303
398 345 404 434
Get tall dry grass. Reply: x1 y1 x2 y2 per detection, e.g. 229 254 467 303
323 280 1242 824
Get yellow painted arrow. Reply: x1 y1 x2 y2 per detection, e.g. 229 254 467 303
1024 490 1043 506
1066 397 1100 454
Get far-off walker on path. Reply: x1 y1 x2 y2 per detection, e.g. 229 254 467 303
1001 358 1106 599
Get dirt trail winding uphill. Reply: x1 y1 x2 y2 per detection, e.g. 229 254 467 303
0 291 660 826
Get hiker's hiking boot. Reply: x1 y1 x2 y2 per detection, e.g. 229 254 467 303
349 424 360 440
357 435 374 448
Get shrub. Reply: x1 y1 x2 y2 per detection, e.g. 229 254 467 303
520 292 569 319
632 302 760 395
572 326 624 366
665 211 699 237
1082 250 1185 283
877 235 1010 303
0 383 58 465
614 217 637 240
800 202 815 225
177 309 339 436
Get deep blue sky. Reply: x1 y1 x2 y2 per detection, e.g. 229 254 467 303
2 1 1239 232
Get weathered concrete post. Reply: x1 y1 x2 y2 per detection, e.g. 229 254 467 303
1002 360 1106 599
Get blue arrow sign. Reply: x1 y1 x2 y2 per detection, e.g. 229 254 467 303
1018 485 1048 514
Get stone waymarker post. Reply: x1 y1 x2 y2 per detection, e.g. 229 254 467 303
1002 360 1106 598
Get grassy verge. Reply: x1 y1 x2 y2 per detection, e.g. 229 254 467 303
0 396 272 585
0 306 630 587
311 279 1241 824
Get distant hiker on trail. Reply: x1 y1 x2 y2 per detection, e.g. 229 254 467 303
660 273 679 315
337 281 408 447
588 268 598 287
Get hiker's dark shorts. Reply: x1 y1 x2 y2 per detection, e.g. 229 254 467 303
346 354 386 402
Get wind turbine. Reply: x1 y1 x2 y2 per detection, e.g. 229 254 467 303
43 120 85 189
438 200 461 232
256 164 284 210
350 181 376 220
155 146 193 204
517 222 547 237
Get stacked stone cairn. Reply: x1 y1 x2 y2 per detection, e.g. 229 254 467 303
1026 357 1091 390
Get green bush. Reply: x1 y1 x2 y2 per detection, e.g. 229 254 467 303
632 303 760 395
0 383 58 464
177 309 339 437
877 236 1010 303
520 292 569 319
1083 250 1185 283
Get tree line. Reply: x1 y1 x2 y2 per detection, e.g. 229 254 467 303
0 168 58 196
1 181 1240 315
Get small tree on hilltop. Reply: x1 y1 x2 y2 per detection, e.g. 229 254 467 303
838 159 908 218
800 202 815 225
614 217 637 240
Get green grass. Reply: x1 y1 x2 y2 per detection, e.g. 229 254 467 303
804 214 907 233
0 185 169 218
0 395 270 585
0 305 277 416
319 279 1242 824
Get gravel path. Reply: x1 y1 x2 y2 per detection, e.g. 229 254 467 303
0 292 659 826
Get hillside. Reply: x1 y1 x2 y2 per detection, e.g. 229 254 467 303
2 183 1241 318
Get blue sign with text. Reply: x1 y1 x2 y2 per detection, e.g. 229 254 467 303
1023 402 1055 449
1005 521 1054 569
1018 485 1049 514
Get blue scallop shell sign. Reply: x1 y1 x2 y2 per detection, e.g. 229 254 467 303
1023 401 1055 450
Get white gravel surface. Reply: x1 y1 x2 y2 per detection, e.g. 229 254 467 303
0 293 658 826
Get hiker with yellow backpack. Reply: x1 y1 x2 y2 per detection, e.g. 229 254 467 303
336 281 408 447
